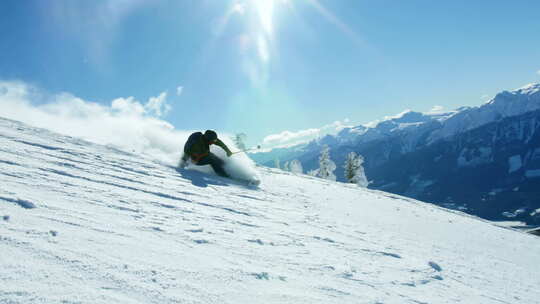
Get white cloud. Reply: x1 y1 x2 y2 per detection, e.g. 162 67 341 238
537 69 540 75
480 94 490 100
263 129 320 146
426 105 445 114
0 81 183 164
262 120 353 149
111 96 145 115
176 86 183 96
144 92 170 117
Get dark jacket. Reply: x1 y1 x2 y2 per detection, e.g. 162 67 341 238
182 132 232 163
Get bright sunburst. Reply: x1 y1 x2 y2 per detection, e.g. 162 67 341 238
232 0 291 38
252 0 275 36
220 0 359 87
223 0 292 86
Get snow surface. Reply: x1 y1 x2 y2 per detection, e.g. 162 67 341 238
1 117 540 304
502 208 527 219
508 155 523 173
532 147 540 160
525 169 540 178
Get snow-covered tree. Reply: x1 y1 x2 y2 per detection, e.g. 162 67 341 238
233 133 247 151
274 158 280 169
317 145 336 181
289 159 303 174
307 169 318 176
282 161 290 172
344 152 368 187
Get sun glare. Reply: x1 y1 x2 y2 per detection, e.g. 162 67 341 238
253 0 275 35
232 2 246 15
228 0 287 75
224 0 361 82
220 0 293 86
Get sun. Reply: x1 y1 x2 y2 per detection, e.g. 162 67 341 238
230 0 289 65
229 0 293 36
252 0 275 36
221 0 294 86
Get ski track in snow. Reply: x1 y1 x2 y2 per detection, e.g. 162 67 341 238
0 117 539 304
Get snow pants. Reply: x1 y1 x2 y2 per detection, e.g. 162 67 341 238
196 153 229 178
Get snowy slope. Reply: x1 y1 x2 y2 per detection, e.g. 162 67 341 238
1 117 539 304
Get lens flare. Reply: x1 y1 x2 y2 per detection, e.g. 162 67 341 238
253 0 275 36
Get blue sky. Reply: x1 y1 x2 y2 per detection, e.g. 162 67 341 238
1 0 540 148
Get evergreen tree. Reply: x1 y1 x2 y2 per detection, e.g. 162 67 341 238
344 152 368 187
344 152 358 182
307 169 318 176
233 133 247 151
317 145 336 181
289 159 303 174
282 161 290 172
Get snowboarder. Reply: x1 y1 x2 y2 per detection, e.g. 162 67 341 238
179 130 233 178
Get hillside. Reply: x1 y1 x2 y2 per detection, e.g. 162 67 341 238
1 117 539 304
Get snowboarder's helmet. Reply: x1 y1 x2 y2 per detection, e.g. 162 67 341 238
204 130 217 142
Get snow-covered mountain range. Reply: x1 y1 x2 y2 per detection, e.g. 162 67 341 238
332 83 540 147
251 83 540 225
1 117 540 303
